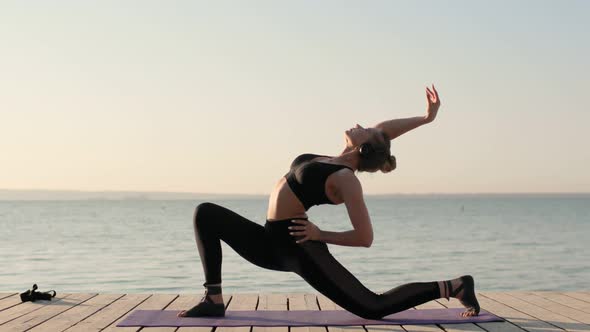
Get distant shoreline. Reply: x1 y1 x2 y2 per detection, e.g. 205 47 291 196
0 189 588 201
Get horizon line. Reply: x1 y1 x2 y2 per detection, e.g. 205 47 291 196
1 188 589 196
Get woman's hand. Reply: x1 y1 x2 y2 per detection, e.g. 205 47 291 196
289 219 321 244
425 84 441 123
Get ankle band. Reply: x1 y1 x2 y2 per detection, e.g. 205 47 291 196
204 284 222 295
445 280 452 300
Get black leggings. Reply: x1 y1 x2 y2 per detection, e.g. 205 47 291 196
192 202 441 320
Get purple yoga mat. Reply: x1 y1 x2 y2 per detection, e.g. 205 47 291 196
117 309 504 327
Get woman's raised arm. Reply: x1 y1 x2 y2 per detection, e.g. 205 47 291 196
373 84 441 140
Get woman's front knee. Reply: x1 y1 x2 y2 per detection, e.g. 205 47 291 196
193 202 217 227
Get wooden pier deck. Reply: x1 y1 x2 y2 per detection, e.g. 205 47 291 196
0 291 589 331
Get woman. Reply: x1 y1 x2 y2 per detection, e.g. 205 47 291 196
178 85 480 319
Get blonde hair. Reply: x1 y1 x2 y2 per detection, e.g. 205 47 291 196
379 155 397 173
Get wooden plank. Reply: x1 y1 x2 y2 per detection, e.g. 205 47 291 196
0 293 72 326
286 293 317 311
103 294 177 332
508 292 590 325
317 294 365 332
4 291 589 332
257 293 288 310
0 293 96 332
483 292 563 331
365 323 407 332
0 294 22 312
29 293 123 332
99 293 178 332
253 293 288 332
288 293 326 332
484 292 587 332
64 293 151 332
537 292 590 313
216 293 259 332
0 295 15 301
477 292 556 332
563 292 590 304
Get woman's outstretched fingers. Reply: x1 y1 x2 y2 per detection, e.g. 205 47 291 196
428 87 438 103
433 86 439 100
432 84 440 103
428 86 437 102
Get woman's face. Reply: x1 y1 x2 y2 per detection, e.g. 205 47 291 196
344 124 381 148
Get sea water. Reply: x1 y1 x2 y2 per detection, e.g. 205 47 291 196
1 194 588 294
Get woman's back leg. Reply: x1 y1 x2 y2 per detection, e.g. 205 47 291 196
293 241 441 319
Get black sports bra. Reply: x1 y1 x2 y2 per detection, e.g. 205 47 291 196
284 153 353 211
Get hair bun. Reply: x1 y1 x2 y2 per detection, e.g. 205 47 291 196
380 155 397 173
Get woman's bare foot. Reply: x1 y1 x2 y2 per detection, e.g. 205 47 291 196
177 294 225 317
448 275 480 317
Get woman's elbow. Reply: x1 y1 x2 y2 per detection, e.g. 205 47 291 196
361 235 373 248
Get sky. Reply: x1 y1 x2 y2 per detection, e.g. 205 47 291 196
1 0 589 195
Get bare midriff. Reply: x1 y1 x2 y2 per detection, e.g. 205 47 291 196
266 156 347 222
266 176 309 222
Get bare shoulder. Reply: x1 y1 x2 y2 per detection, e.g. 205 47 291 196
330 169 364 202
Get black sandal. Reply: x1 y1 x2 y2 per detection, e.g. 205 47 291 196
180 294 225 317
446 275 480 316
20 284 57 302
